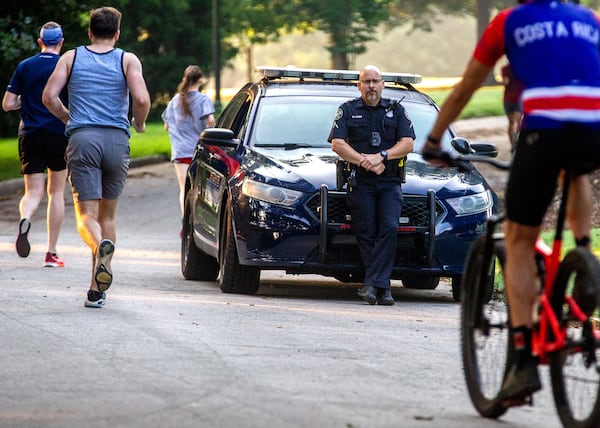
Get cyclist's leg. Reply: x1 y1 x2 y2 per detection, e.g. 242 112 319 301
501 220 543 403
504 221 540 328
500 129 561 403
566 174 592 247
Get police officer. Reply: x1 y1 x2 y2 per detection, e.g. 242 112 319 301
329 65 415 306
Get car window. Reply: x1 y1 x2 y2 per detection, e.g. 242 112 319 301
250 97 339 148
399 102 452 152
249 93 453 153
217 92 252 139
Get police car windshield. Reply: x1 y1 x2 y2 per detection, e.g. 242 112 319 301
402 102 454 152
250 96 340 148
250 95 453 152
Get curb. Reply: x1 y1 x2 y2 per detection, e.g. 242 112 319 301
0 154 169 197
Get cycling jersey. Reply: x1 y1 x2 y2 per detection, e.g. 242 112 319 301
474 0 600 130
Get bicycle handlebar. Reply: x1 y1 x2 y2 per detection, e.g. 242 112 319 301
422 150 511 172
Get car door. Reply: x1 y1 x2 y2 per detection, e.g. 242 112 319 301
193 91 253 249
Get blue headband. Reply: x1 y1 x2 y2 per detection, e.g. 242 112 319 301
40 27 63 46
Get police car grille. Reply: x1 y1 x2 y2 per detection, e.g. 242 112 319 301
306 193 443 228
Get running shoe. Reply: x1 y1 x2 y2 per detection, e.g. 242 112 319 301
95 239 115 292
498 358 541 408
16 218 31 257
44 252 65 268
84 290 106 308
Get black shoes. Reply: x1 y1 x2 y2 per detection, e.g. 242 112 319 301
377 288 395 306
498 358 541 408
357 286 395 306
16 218 31 257
357 285 377 305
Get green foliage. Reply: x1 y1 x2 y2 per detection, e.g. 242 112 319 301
0 137 20 181
390 0 473 32
0 0 92 136
0 0 219 137
278 0 395 69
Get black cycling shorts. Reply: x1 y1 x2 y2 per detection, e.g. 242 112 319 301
19 131 68 174
506 127 600 227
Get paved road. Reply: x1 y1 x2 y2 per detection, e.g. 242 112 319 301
0 133 563 427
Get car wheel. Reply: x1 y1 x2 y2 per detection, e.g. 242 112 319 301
219 199 261 294
402 276 440 290
181 195 219 281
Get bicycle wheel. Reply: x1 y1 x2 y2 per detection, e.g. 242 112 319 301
550 247 600 428
461 235 510 418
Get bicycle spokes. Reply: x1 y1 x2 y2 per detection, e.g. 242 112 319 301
550 247 600 427
461 236 510 418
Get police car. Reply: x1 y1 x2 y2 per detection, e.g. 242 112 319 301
181 66 499 301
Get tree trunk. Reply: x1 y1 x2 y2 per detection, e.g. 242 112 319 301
331 53 349 70
328 29 349 70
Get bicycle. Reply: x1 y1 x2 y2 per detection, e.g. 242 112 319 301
424 141 600 427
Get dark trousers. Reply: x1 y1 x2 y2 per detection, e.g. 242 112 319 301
347 176 402 289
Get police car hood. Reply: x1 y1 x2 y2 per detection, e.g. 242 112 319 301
248 148 492 196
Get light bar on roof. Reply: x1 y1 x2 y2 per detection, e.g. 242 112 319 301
255 66 422 85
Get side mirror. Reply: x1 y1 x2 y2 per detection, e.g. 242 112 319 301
470 142 499 158
450 137 498 158
199 128 240 148
451 137 473 154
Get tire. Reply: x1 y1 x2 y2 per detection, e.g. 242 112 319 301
549 247 600 428
461 235 510 418
402 276 440 290
181 195 219 281
453 256 495 303
219 199 261 294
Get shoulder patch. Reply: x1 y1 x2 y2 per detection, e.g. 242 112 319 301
335 107 343 121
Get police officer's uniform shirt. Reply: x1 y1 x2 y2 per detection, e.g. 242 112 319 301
329 97 415 177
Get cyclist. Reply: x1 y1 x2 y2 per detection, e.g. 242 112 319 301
424 0 600 406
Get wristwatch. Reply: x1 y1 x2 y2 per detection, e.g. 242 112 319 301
380 150 388 162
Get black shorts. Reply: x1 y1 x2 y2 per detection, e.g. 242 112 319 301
19 131 68 174
506 127 600 226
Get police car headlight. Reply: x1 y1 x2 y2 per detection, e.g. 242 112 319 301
242 178 302 207
447 190 492 216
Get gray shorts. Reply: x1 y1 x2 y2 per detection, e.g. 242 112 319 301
66 127 130 201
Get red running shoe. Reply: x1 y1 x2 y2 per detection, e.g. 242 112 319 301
44 252 65 268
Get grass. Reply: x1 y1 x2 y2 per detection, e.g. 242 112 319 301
129 122 171 159
540 229 600 259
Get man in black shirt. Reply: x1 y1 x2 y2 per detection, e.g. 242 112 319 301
329 65 415 305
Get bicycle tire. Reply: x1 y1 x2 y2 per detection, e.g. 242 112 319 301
461 235 510 418
549 247 600 428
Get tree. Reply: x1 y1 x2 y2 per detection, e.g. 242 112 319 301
0 0 91 135
278 0 395 70
0 0 223 132
222 0 296 81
